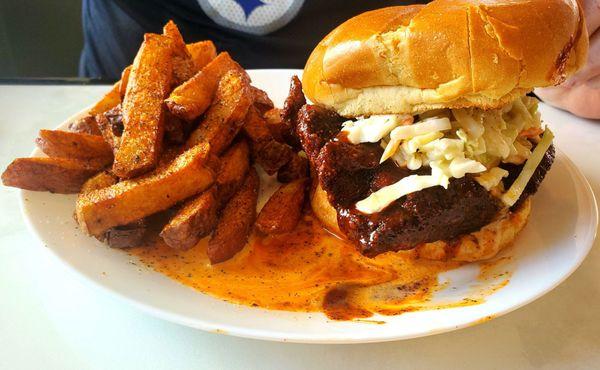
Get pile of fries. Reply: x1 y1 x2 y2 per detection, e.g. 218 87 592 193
2 21 309 264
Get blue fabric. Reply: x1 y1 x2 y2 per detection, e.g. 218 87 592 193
79 0 430 79
79 0 146 78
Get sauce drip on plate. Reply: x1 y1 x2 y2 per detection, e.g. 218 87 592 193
129 213 508 320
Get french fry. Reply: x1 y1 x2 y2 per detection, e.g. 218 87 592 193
119 66 132 100
256 178 307 234
186 40 217 70
2 157 103 194
88 82 121 117
186 70 252 155
160 187 218 250
242 105 272 142
216 139 250 205
113 33 174 179
68 115 102 136
159 140 249 250
80 171 118 193
76 143 215 236
207 168 259 264
84 26 211 128
95 105 123 154
35 129 113 166
88 61 134 117
165 52 247 122
157 145 186 167
163 20 197 85
277 153 309 183
80 171 147 248
4 21 300 255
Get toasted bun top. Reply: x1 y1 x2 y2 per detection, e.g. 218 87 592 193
303 0 588 116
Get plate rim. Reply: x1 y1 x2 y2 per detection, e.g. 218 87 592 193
18 69 599 343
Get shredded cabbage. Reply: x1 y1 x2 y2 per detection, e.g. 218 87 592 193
381 117 451 163
454 96 542 168
341 114 411 145
356 175 441 214
475 167 509 191
501 128 554 207
350 96 545 214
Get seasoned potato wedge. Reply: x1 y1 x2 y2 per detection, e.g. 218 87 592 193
160 187 218 250
76 143 215 236
95 105 123 154
160 140 249 250
2 157 103 194
165 52 247 122
80 171 147 248
119 66 132 100
80 171 118 194
256 178 307 234
242 106 272 143
88 82 121 117
207 168 258 264
68 115 101 136
36 129 113 166
216 139 250 205
113 33 174 179
186 40 217 70
163 20 197 85
186 70 252 156
3 20 293 257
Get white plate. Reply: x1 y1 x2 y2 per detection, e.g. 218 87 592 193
20 69 598 343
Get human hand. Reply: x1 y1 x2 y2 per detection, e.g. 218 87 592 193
535 0 600 119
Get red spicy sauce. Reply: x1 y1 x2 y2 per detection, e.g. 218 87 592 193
129 213 494 320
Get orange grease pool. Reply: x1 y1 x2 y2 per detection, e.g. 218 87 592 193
130 214 478 320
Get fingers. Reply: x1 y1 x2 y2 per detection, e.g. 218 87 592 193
537 2 600 119
536 83 600 119
588 73 600 88
582 0 600 34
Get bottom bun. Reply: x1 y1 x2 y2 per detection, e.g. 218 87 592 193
311 183 531 262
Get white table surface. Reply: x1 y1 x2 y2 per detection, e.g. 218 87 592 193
0 85 598 370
